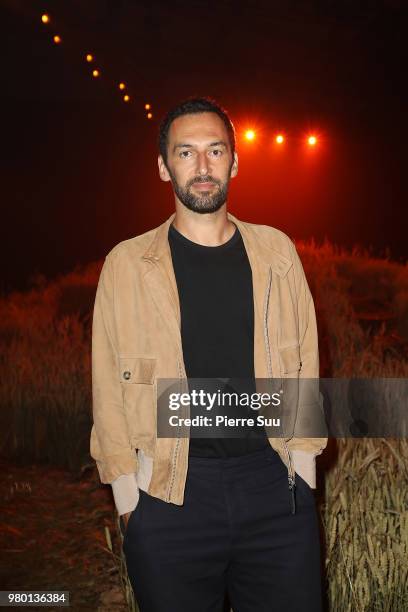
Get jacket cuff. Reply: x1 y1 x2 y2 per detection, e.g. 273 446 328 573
93 448 138 484
111 473 139 516
290 449 317 489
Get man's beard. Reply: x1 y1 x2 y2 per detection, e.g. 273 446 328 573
167 168 231 214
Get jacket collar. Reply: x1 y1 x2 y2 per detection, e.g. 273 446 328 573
142 211 292 278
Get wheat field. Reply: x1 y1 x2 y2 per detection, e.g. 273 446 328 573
0 240 407 610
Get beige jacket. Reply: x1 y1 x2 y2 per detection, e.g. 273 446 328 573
90 211 327 513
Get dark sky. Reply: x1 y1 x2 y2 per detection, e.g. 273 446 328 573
1 0 407 293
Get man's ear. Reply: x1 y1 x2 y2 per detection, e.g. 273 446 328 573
230 152 238 178
158 155 171 182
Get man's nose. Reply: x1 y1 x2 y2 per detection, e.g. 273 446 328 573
196 152 209 176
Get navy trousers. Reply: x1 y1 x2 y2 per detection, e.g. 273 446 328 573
123 445 323 612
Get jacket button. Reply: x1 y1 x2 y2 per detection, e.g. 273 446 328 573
123 371 131 380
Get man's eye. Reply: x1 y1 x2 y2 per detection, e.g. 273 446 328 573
210 149 223 157
180 150 192 158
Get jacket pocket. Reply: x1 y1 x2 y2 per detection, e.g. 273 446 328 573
119 357 157 448
119 356 156 384
278 344 302 375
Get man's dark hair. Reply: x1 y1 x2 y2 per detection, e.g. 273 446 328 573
158 96 236 167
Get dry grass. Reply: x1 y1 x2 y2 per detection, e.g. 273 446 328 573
296 240 408 610
322 438 408 611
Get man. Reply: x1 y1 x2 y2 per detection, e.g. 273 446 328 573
90 97 327 611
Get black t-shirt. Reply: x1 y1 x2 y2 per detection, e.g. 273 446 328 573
168 221 269 457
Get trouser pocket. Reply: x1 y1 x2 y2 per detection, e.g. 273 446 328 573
122 491 145 547
295 472 315 506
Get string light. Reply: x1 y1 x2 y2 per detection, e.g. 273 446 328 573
36 14 327 137
37 7 318 136
36 13 156 120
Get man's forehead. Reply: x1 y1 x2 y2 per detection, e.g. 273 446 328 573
169 113 228 140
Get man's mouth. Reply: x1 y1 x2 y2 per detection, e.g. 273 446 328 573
192 182 216 190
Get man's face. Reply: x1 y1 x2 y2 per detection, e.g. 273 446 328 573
158 112 238 214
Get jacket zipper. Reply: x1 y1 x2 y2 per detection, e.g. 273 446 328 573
263 267 296 515
166 359 184 502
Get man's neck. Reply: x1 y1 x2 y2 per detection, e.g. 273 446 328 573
172 208 236 247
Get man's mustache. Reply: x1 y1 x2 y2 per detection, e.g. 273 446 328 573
188 177 220 187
